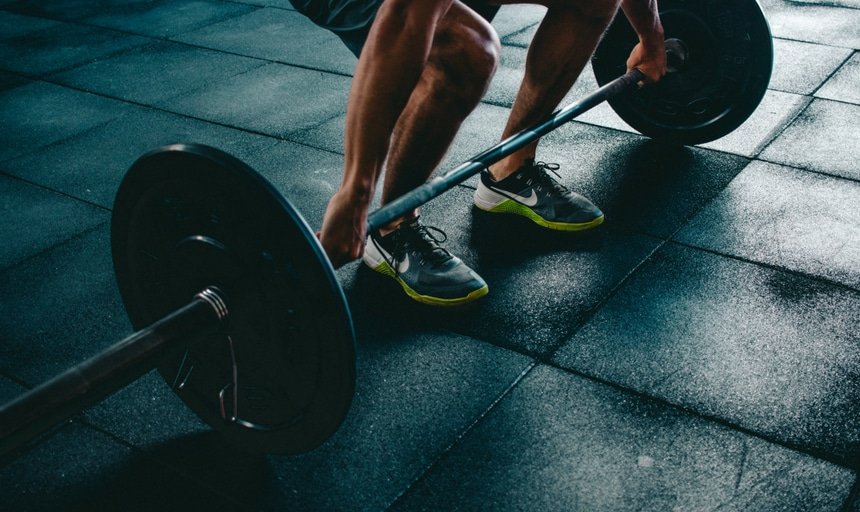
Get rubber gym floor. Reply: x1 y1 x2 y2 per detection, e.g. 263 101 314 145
1 1 858 510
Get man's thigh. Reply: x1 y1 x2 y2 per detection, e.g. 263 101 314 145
291 0 501 57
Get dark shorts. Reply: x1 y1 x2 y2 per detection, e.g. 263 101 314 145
289 0 500 57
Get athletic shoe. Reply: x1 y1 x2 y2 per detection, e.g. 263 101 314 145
473 159 604 231
362 218 488 306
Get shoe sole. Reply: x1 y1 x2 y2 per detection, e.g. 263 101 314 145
369 260 489 306
474 188 605 231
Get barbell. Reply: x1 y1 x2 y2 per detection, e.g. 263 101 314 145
0 0 773 459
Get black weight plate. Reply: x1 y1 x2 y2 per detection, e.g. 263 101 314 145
111 144 355 454
592 0 773 145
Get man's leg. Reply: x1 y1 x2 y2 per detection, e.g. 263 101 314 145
360 2 500 306
472 0 618 231
490 0 620 178
379 1 500 231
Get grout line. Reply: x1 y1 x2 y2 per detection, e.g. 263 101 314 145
0 168 112 211
0 220 109 275
840 476 860 512
752 155 860 184
73 418 251 509
668 239 860 294
536 360 859 471
747 95 814 160
810 51 855 97
385 361 539 510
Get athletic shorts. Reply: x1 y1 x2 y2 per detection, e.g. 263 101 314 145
289 0 500 57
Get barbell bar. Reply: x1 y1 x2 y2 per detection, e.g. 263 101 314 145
0 0 773 459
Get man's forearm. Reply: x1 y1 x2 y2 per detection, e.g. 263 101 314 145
620 0 663 45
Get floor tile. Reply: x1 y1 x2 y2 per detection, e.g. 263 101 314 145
0 22 148 76
816 52 860 105
452 218 660 356
676 161 860 289
220 330 530 510
760 99 860 180
325 179 659 357
2 0 117 21
51 40 265 105
84 371 211 450
160 63 351 138
770 38 852 95
491 4 546 40
0 69 30 91
1 422 245 512
700 90 810 157
553 243 860 463
0 374 25 403
0 81 130 162
2 107 278 208
787 0 860 7
759 0 860 49
176 7 357 75
0 175 108 269
241 0 295 7
0 10 61 39
0 226 130 384
503 22 538 48
538 124 751 238
83 0 257 39
242 140 350 228
394 365 854 511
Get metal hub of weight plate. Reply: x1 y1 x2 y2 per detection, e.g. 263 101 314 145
592 0 773 145
111 144 356 454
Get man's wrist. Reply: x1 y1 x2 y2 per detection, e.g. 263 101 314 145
638 23 665 47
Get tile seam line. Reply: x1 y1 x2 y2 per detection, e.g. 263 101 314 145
839 476 860 512
3 71 352 165
752 156 860 185
540 234 670 357
0 418 70 469
534 359 858 471
668 238 860 294
809 50 856 97
384 360 539 511
73 417 249 509
780 1 860 11
745 94 814 160
0 219 109 277
0 168 113 212
769 34 858 51
0 11 358 80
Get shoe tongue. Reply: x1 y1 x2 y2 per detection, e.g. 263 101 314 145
400 219 450 263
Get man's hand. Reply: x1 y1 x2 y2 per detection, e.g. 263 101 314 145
626 38 667 86
318 189 370 268
621 0 666 86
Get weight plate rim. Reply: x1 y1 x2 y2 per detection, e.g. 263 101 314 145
591 0 774 146
110 143 356 454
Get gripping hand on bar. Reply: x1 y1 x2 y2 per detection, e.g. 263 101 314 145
312 0 665 306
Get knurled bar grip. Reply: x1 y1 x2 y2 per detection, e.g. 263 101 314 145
366 69 645 232
0 288 228 459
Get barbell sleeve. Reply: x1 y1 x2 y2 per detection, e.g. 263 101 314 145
0 287 229 459
366 69 646 232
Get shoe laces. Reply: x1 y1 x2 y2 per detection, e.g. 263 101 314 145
523 161 569 195
389 221 452 271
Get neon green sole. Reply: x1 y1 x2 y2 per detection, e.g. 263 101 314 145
478 199 604 231
371 262 489 306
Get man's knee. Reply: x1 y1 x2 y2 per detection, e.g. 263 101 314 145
430 17 500 107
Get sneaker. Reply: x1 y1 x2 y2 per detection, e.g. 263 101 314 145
473 160 604 231
362 218 489 306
